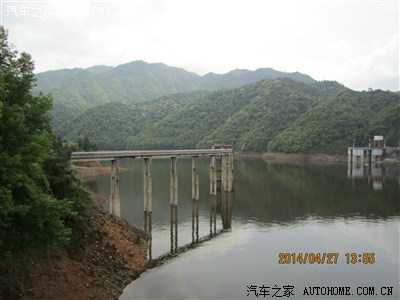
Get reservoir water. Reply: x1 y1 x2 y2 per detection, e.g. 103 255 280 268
87 157 399 299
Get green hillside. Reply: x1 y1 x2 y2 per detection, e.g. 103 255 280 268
200 68 315 90
34 61 315 115
197 80 347 151
55 77 399 153
39 62 398 153
268 89 400 153
58 95 194 150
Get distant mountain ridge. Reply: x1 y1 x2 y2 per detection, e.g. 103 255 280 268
34 60 315 110
34 61 398 153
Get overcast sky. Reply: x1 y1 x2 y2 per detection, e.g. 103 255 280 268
1 0 399 91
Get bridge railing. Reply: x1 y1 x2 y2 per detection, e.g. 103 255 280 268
71 149 233 161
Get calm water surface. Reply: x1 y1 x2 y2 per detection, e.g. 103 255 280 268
87 158 399 299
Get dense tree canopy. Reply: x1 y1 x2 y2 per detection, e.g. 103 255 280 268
0 26 89 296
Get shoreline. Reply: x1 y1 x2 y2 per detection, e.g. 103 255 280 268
234 151 348 164
73 161 128 180
262 152 348 164
235 151 399 165
18 193 149 300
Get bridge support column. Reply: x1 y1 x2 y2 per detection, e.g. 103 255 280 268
221 154 234 192
143 157 152 212
221 155 229 192
169 156 178 253
170 157 178 206
192 156 199 201
109 159 120 216
227 153 234 192
210 155 217 196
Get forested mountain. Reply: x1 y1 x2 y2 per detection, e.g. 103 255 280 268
35 60 398 153
34 60 315 113
58 93 203 150
268 89 400 153
54 76 398 153
200 68 315 90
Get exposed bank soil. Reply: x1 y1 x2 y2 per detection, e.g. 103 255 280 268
73 161 128 180
18 194 149 300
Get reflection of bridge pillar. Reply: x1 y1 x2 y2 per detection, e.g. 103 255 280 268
170 205 178 254
170 157 178 206
347 161 353 178
144 210 152 261
192 199 199 243
143 157 152 213
192 156 199 201
210 155 217 196
109 159 120 216
221 191 233 231
210 195 217 236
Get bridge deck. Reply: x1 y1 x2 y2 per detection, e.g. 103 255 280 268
71 149 233 161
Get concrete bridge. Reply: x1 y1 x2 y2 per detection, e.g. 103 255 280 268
71 149 234 227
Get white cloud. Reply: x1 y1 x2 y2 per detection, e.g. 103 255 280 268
2 0 399 90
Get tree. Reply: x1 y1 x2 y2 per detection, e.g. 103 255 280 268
0 26 89 296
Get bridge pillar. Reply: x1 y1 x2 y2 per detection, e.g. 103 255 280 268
227 153 234 192
192 156 199 201
170 156 178 206
109 159 121 216
143 157 152 213
210 155 217 196
221 154 234 192
221 154 228 192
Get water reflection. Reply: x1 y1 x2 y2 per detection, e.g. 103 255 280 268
232 161 399 225
145 192 234 264
88 159 399 258
221 191 233 231
143 211 152 260
170 204 178 254
210 195 217 236
87 159 399 299
192 200 199 243
347 162 390 190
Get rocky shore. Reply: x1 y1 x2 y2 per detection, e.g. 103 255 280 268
73 161 114 179
18 196 149 300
